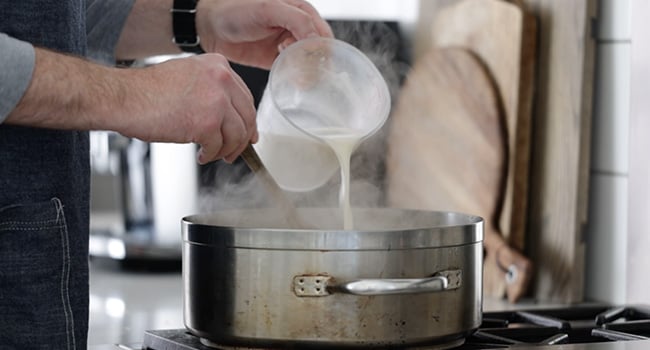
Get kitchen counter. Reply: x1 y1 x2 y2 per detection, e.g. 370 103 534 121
88 258 184 348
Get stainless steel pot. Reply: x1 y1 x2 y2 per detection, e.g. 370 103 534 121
182 208 483 348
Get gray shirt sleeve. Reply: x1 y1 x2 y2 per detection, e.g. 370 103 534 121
86 0 136 64
0 34 35 124
0 0 136 123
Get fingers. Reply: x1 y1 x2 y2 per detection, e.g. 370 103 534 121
276 30 297 52
281 0 333 38
229 69 257 143
257 1 323 41
197 102 249 165
195 56 257 164
222 76 256 163
197 126 224 164
219 105 248 163
230 65 255 107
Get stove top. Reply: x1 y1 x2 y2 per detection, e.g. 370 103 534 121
139 305 650 350
459 305 650 348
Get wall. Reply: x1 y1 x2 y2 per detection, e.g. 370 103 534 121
585 0 630 304
308 0 419 22
627 0 650 304
308 0 420 44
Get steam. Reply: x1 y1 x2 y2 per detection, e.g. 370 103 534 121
331 21 411 101
198 21 410 216
197 160 267 213
331 21 411 207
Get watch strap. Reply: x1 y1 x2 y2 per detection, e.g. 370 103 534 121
172 0 205 54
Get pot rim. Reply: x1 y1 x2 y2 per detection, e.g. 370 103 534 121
182 207 483 250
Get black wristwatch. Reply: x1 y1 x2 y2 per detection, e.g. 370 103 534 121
172 0 205 54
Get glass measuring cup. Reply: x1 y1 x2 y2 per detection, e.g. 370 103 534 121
254 37 391 192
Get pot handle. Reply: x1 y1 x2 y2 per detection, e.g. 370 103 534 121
293 269 462 297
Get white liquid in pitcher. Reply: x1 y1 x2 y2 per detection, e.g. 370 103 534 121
310 127 364 230
256 132 339 191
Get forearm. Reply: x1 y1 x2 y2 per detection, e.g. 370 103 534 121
115 0 181 60
4 46 256 165
5 47 136 132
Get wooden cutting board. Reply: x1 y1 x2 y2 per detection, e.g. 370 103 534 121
385 47 507 261
430 0 536 253
427 0 537 300
408 0 594 303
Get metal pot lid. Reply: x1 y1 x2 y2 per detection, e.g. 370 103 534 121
182 208 483 250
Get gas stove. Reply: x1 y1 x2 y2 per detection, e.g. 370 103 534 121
121 305 650 350
131 305 650 349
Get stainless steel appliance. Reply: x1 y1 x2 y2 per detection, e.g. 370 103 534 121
89 131 198 261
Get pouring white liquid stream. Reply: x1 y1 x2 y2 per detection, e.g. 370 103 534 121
310 127 364 230
254 37 390 229
257 128 360 229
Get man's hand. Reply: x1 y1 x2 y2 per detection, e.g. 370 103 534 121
195 0 333 69
123 54 258 164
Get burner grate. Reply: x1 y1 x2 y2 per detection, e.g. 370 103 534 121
460 305 650 348
142 305 650 349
